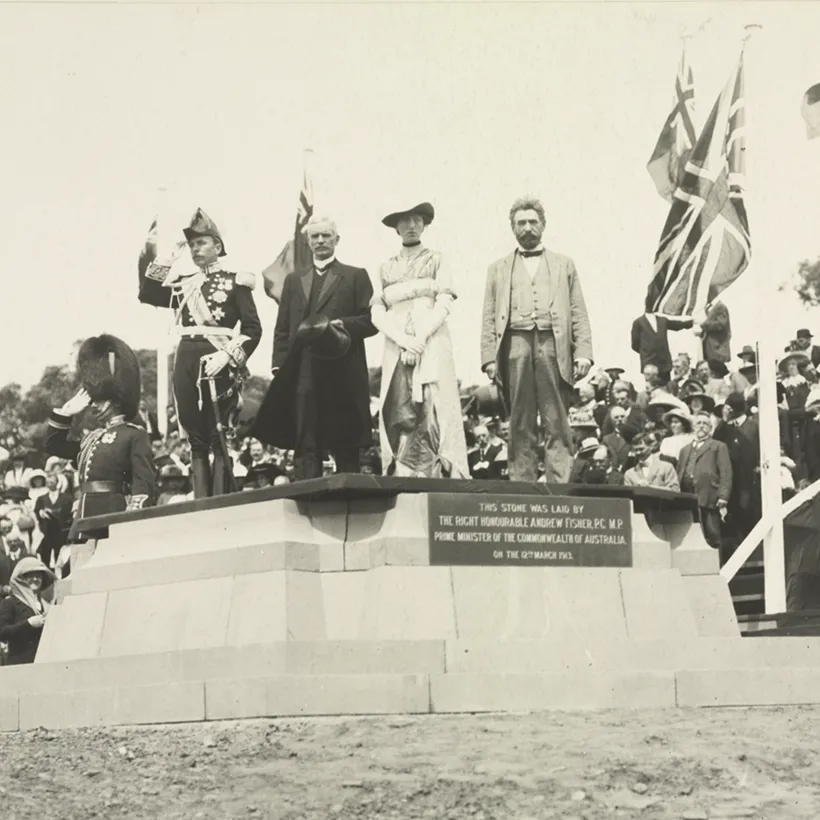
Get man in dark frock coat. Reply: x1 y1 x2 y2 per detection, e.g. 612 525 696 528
252 216 376 480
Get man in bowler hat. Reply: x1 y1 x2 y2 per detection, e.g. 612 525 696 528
252 216 376 480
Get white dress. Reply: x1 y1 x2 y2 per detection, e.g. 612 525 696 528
371 245 469 478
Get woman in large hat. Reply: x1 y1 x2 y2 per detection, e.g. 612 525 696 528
659 406 694 465
370 202 468 478
139 209 262 497
45 334 156 539
0 556 56 664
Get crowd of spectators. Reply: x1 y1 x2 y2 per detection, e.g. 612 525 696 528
0 319 818 608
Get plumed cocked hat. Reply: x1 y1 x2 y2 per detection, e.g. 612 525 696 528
76 334 142 420
183 208 226 256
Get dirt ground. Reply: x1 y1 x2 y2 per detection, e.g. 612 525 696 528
1 707 819 819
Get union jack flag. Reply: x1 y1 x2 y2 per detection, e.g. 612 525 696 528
261 151 315 302
645 50 750 317
647 45 696 201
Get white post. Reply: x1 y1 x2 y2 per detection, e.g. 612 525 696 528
155 185 172 440
744 23 787 613
156 339 169 439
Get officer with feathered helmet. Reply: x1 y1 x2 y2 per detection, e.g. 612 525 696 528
138 208 262 498
45 334 156 539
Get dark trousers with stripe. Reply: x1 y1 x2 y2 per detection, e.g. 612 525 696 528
174 340 237 455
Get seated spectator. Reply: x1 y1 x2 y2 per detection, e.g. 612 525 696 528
729 346 755 394
669 353 694 396
28 470 48 504
570 418 600 453
583 446 625 486
244 462 286 490
659 407 694 466
485 420 509 478
0 557 55 665
569 437 600 484
1 487 37 551
779 351 810 411
624 432 680 491
601 380 647 436
569 382 598 424
602 407 634 473
156 465 192 506
44 456 71 494
646 391 688 426
468 425 505 480
635 364 663 411
0 537 28 599
3 451 34 490
677 411 733 550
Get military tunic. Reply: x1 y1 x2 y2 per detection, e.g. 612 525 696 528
139 264 262 453
45 411 156 539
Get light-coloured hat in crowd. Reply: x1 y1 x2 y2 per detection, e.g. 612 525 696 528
27 469 47 487
648 393 688 413
578 437 600 455
778 351 810 374
662 407 693 431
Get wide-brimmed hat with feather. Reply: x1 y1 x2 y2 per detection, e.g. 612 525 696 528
76 334 142 420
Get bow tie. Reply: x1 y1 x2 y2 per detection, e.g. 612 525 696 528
519 249 543 258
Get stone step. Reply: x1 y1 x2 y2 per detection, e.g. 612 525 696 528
1 641 446 696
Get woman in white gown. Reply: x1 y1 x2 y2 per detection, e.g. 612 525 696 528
370 202 469 478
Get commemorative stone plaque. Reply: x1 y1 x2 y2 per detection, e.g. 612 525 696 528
428 493 632 567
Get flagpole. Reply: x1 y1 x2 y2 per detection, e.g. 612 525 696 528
743 22 787 613
155 186 171 440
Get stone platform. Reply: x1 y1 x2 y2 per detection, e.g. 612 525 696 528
3 476 820 731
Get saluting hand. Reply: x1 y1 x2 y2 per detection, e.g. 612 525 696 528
58 388 91 417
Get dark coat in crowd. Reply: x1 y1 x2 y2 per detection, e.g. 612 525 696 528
700 301 732 363
467 442 505 480
677 438 733 510
630 313 692 376
0 595 43 665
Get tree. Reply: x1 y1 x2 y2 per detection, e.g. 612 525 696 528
780 256 820 307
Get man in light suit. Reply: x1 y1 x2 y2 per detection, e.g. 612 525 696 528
677 411 733 550
481 196 593 482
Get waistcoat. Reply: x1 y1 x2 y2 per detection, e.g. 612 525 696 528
509 253 553 331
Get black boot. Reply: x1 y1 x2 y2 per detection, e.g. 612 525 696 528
211 450 233 496
190 453 212 499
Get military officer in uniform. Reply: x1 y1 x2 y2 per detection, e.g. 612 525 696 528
45 334 156 540
138 209 262 497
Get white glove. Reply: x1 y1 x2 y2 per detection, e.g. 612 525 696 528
58 388 91 417
155 235 189 267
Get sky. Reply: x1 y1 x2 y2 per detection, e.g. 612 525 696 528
2 1 820 394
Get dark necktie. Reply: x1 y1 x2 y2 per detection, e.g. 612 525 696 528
520 250 543 258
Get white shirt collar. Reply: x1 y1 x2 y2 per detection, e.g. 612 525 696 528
314 254 336 273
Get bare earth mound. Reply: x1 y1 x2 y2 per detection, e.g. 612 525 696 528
2 707 817 819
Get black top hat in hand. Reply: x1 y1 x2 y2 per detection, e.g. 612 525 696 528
295 315 351 360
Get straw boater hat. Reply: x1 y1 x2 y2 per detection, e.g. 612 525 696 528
578 437 600 455
662 406 693 431
381 202 435 229
778 350 810 374
183 208 226 256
